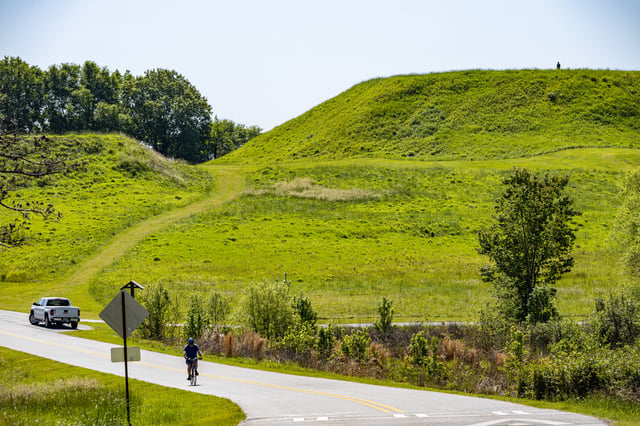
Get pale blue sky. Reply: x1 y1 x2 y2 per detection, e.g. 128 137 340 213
1 0 639 131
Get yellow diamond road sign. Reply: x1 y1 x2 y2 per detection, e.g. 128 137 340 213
99 291 149 340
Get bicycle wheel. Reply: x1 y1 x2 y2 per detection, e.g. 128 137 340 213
190 363 197 386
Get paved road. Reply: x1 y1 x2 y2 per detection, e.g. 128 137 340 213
0 310 606 425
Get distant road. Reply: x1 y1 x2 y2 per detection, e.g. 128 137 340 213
0 310 606 425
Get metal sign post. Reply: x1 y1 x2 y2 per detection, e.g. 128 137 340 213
121 291 131 425
100 283 148 426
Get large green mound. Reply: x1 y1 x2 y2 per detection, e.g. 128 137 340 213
218 69 640 164
2 70 640 322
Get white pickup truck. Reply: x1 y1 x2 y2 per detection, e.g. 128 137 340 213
29 297 80 329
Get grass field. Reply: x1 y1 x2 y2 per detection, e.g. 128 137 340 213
82 149 639 323
0 346 245 425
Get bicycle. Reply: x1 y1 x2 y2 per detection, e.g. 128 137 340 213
186 357 201 386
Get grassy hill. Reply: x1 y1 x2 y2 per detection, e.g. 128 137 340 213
0 134 214 306
218 69 639 164
1 69 640 323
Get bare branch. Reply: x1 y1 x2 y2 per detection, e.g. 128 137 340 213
0 119 81 247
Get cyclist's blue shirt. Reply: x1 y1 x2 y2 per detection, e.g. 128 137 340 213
183 343 200 358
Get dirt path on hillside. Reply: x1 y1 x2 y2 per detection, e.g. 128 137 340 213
55 166 247 315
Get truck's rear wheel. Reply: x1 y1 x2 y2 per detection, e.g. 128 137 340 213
44 314 51 328
70 322 78 329
29 312 38 325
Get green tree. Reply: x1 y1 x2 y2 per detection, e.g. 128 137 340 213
44 63 82 132
124 69 212 162
209 117 261 159
81 61 119 106
78 61 122 131
67 87 94 131
0 56 45 131
478 168 579 323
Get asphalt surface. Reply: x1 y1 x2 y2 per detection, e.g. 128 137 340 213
0 309 607 425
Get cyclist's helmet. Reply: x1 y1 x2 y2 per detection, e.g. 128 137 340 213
188 337 194 344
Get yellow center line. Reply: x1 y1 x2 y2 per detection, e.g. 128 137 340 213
1 330 403 413
137 360 402 413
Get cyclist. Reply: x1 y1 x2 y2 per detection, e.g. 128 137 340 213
183 337 203 380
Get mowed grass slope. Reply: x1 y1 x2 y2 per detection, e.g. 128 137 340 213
218 69 639 164
1 69 639 323
0 133 214 310
89 69 640 322
89 150 637 322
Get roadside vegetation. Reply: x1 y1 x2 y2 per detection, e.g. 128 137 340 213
71 281 640 425
0 346 245 425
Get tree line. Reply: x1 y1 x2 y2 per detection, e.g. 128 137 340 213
0 56 261 163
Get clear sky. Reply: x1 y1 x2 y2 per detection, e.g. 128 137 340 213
1 0 639 131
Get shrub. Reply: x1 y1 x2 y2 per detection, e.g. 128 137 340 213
408 332 447 384
340 329 371 363
374 297 394 334
408 331 429 367
591 292 640 348
293 294 318 328
243 280 295 339
316 326 335 359
206 292 230 333
472 307 511 350
139 283 172 341
278 322 316 358
517 350 607 400
525 318 584 355
184 295 209 339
